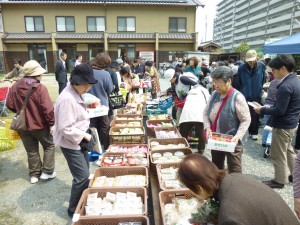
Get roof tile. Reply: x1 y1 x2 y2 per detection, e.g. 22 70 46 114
2 33 52 39
1 0 204 6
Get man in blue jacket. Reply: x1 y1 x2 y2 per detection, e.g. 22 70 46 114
254 54 300 189
237 50 266 140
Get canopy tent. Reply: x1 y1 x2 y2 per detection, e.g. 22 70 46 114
264 33 300 54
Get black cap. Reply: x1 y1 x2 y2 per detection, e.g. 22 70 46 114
70 63 98 85
110 60 119 69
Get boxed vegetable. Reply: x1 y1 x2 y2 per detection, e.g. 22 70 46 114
206 132 236 153
83 93 109 118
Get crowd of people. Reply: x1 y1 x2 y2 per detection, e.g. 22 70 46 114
3 50 300 223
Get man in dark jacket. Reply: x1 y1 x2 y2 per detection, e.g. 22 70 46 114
254 54 300 189
237 49 266 140
55 52 68 94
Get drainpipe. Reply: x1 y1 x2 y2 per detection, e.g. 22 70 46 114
104 31 108 52
155 32 159 68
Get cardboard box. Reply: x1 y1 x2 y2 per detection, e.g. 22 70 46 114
207 133 236 153
86 105 109 118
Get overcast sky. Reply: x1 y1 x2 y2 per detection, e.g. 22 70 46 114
196 0 222 43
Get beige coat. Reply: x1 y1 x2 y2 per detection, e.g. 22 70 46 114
4 66 24 80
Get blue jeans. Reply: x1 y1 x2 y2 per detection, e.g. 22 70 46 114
262 104 273 146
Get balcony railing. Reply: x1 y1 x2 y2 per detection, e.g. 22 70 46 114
247 21 267 30
268 2 293 15
268 14 291 25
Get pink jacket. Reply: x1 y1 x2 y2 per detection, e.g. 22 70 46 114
53 84 90 150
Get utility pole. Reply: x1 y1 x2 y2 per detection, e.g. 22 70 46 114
205 15 207 42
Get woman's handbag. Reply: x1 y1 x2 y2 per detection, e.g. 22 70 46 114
10 83 34 131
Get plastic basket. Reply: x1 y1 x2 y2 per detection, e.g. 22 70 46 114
108 144 149 154
110 119 142 128
146 108 167 116
0 87 9 101
114 114 143 120
148 138 190 150
149 148 193 175
158 96 174 110
0 127 16 151
89 166 148 188
75 187 148 217
109 94 125 109
72 216 149 225
146 119 175 137
156 163 187 191
159 190 195 225
109 127 145 144
116 108 142 115
4 119 21 140
99 152 149 167
154 126 182 139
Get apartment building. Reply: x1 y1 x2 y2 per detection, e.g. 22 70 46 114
213 0 300 52
0 0 204 73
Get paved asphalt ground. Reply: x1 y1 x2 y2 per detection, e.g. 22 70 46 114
0 76 297 225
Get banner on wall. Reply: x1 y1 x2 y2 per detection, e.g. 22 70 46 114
139 51 154 62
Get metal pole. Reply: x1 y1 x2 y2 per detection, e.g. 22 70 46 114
290 0 297 36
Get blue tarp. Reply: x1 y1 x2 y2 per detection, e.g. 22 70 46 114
264 33 300 54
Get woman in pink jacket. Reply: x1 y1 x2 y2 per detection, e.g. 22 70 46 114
53 63 97 218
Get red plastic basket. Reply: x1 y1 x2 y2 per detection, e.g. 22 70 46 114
0 87 9 101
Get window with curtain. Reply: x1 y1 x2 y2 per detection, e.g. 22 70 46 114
87 17 105 32
56 16 75 32
25 16 44 32
169 17 187 33
117 17 136 32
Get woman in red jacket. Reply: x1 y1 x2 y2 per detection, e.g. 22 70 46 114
6 60 56 184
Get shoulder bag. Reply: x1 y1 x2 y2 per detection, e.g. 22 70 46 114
10 83 34 131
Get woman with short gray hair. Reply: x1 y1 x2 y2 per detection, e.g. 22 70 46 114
203 66 251 173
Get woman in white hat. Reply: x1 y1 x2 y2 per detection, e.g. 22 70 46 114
6 60 56 184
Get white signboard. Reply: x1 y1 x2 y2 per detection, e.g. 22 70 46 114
139 51 154 61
